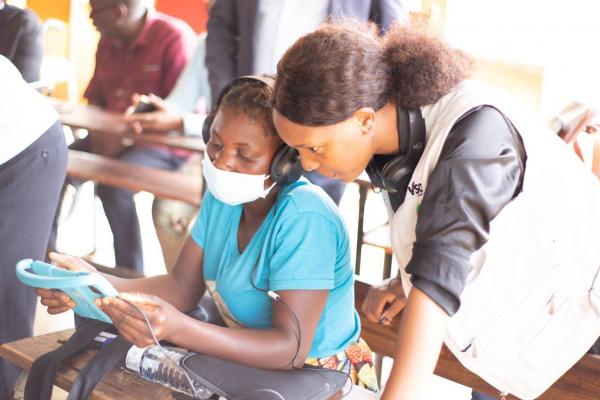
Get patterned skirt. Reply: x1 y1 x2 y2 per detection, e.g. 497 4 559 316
304 338 379 393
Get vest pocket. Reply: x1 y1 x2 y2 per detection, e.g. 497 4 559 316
446 197 559 360
454 258 565 362
517 262 600 374
477 264 568 360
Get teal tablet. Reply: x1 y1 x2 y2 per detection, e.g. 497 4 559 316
16 259 118 323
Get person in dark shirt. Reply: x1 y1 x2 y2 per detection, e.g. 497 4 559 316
0 1 43 82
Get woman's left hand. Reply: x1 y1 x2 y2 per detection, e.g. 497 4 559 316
362 277 406 325
97 292 183 347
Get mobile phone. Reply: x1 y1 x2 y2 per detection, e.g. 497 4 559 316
130 94 158 114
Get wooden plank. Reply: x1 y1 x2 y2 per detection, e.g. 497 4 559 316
0 329 174 400
355 278 600 399
68 150 201 207
52 99 205 153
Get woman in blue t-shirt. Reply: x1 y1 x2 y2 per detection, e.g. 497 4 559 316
36 76 377 391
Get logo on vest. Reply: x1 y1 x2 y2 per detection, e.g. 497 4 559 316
407 181 424 197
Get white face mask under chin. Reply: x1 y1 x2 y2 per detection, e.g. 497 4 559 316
202 156 276 206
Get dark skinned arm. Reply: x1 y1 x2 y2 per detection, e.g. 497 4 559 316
98 288 329 370
40 240 330 369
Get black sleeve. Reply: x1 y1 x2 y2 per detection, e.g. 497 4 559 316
0 7 43 83
406 106 526 315
205 0 239 107
11 9 43 83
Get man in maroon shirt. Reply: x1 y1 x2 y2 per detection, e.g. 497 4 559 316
72 0 195 272
85 0 193 112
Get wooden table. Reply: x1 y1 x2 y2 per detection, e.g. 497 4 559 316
51 99 205 153
68 150 202 207
0 330 376 400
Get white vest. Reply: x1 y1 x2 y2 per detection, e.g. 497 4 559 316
389 81 600 399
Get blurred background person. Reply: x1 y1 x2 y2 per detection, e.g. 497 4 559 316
126 34 210 140
50 0 196 274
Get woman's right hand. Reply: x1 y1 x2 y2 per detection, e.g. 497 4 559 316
35 252 98 314
361 277 406 325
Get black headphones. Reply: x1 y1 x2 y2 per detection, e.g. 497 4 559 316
366 107 426 207
202 75 304 186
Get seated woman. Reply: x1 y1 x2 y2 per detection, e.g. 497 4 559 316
36 75 377 391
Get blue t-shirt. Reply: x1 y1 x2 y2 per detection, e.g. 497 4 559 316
191 178 360 358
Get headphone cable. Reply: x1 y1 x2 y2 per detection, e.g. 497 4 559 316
248 189 354 396
122 182 354 398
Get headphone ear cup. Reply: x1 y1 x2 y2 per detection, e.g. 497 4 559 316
380 157 413 193
270 146 304 186
380 107 426 194
202 114 215 145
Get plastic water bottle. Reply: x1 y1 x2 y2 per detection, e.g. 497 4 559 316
125 344 215 399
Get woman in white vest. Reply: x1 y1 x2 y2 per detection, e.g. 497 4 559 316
272 21 600 400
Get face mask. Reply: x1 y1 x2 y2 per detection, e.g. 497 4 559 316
202 156 276 206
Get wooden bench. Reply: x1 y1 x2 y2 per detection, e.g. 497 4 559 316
67 150 201 207
354 277 600 400
0 331 376 400
1 330 175 400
